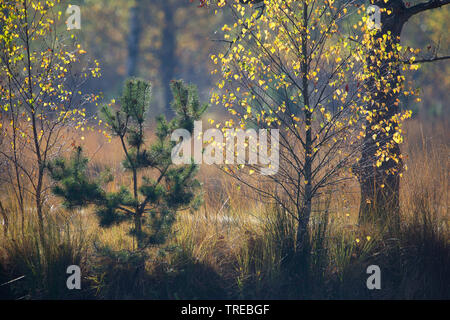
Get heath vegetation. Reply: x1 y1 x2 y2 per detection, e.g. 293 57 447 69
0 0 448 300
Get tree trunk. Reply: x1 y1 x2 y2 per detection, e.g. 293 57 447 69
35 169 46 250
132 165 143 249
296 2 312 250
356 0 409 227
8 76 26 236
358 104 402 228
127 1 142 77
0 201 9 236
160 1 176 119
134 212 143 249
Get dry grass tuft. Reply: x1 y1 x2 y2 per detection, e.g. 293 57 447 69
0 118 448 299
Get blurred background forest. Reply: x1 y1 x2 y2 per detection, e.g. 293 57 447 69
70 0 449 120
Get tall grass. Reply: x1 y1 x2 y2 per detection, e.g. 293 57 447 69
0 202 92 299
0 118 448 299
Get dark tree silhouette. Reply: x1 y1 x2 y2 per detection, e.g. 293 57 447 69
355 0 450 224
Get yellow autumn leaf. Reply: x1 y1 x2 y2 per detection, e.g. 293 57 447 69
393 132 403 144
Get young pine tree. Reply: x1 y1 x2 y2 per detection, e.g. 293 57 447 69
49 79 208 249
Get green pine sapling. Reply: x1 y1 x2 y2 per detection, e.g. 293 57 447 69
49 79 208 249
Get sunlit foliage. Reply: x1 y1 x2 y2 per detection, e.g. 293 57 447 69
209 0 416 244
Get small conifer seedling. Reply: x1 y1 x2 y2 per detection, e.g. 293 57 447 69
49 79 208 249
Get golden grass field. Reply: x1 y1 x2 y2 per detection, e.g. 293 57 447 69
0 117 448 299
